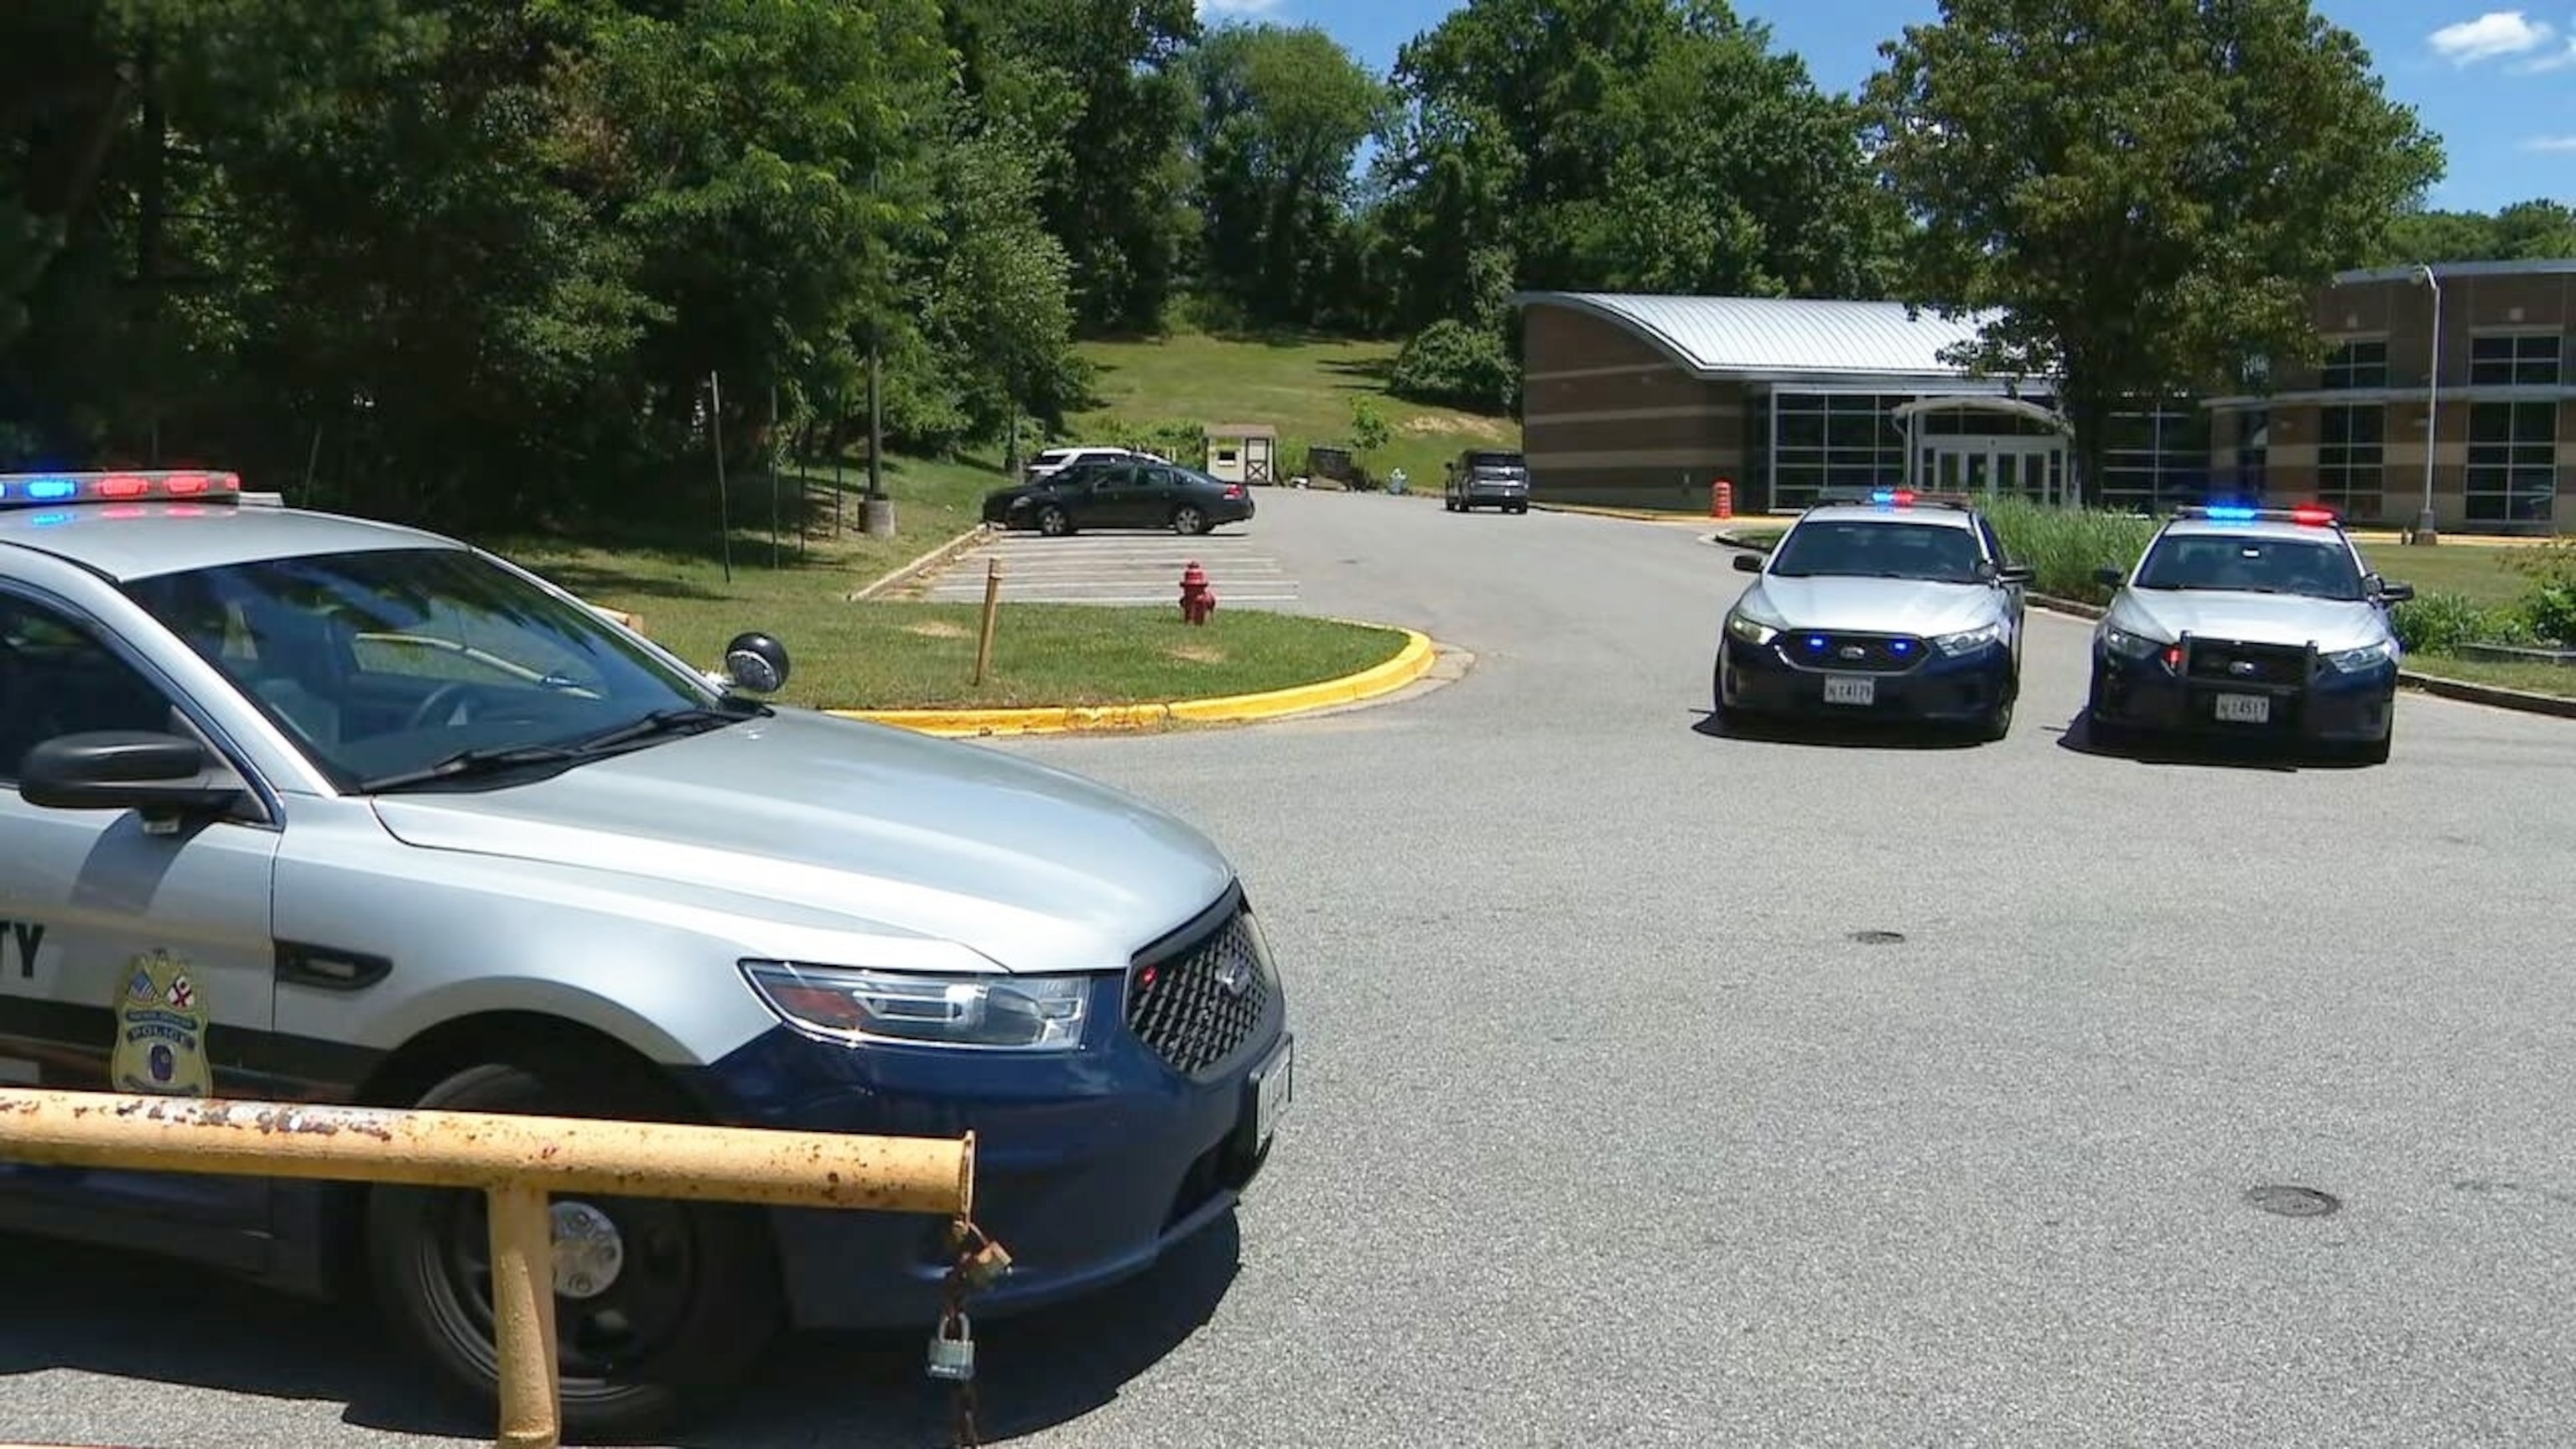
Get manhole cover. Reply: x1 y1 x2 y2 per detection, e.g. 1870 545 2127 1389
1847 930 1906 945
2246 1185 2341 1218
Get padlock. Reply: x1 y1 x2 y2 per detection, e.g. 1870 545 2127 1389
925 1311 976 1382
960 1239 1014 1291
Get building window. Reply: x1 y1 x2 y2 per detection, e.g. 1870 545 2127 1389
2322 340 2387 390
2098 405 2210 511
2316 404 2383 514
2468 333 2563 387
1768 392 1908 507
2465 401 2557 524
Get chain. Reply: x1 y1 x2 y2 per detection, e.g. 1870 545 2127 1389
940 1216 992 1448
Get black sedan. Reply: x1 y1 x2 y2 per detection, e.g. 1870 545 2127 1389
982 458 1256 537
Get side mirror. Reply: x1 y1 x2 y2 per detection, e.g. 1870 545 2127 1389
2093 566 2126 589
722 631 792 694
2376 579 2415 603
1732 553 1763 574
19 731 246 819
1997 564 2035 585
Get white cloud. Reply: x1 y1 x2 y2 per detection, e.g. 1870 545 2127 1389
2430 10 2555 63
2511 36 2576 70
1196 0 1282 17
2521 134 2576 152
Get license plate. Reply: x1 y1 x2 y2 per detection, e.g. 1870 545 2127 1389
1823 674 1876 706
2214 693 2270 724
1249 1036 1293 1148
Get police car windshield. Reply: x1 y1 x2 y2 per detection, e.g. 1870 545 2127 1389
1768 519 1985 584
2133 534 2366 600
121 547 728 792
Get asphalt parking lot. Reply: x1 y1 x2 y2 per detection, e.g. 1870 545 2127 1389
6 490 2575 1446
919 525 1300 606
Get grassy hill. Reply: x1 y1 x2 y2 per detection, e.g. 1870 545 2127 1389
1067 330 1520 492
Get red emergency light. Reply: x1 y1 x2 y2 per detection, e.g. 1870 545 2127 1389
0 470 243 509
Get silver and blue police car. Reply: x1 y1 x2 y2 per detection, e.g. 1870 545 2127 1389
0 469 1294 1436
2085 504 2412 763
1714 490 2033 741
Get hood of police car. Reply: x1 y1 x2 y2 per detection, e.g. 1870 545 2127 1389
1741 574 2002 637
364 707 1236 974
2105 588 2389 652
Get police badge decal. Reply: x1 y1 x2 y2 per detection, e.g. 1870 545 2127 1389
111 949 211 1097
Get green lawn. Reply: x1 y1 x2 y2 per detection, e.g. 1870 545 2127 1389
1069 330 1519 496
815 602 1408 711
2407 652 2576 700
2352 543 2544 605
464 453 1404 710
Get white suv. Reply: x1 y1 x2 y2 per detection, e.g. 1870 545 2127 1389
1024 445 1166 483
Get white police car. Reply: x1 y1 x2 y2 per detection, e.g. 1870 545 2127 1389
0 469 1294 1436
2087 503 2412 762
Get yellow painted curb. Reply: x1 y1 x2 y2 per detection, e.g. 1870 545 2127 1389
830 626 1439 738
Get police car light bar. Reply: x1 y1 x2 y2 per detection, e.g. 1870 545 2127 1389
2184 503 2338 527
0 470 243 509
1868 489 1917 506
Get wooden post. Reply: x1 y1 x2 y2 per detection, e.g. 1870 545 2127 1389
971 557 1005 686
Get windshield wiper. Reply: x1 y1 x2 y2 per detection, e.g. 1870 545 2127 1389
565 702 765 755
361 742 589 793
363 702 766 794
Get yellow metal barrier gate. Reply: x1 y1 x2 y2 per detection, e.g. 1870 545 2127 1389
0 1087 979 1449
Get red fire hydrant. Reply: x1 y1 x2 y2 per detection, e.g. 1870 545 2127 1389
1710 477 1735 520
1179 560 1217 625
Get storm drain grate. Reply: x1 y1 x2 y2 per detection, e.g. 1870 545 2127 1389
2246 1185 2341 1218
1847 930 1907 945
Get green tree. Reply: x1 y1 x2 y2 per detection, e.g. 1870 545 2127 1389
964 0 1199 335
1187 23 1390 330
1364 0 1899 356
1866 0 2444 502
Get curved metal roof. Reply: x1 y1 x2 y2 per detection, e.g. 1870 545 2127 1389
1514 291 2013 382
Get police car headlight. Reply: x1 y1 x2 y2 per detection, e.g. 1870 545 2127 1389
2101 625 2163 659
740 960 1090 1052
1932 622 2003 656
2326 639 2398 673
1725 611 1777 646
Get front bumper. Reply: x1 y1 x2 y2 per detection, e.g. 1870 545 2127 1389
1719 629 2011 723
2091 636 2396 743
688 896 1291 1331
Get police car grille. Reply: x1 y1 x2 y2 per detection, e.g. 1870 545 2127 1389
2189 641 2309 686
1127 909 1267 1078
1788 633 1924 673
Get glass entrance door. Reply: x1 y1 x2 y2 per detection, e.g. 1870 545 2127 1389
1921 438 2068 503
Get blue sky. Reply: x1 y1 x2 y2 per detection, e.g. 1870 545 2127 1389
1197 0 2575 214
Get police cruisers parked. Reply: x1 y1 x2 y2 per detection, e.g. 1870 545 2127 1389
0 470 1294 1437
2086 504 2412 763
1715 490 2033 741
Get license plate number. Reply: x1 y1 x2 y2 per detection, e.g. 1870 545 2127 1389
2214 693 2270 724
1823 675 1876 706
1251 1037 1293 1147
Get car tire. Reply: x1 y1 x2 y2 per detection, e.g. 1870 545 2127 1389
364 1056 784 1445
1037 506 1072 538
2084 667 2132 751
1172 505 1208 536
1978 683 2016 743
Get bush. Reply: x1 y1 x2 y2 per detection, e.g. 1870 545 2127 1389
2390 592 2536 654
2519 583 2576 646
1389 319 1518 413
1981 497 2159 605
